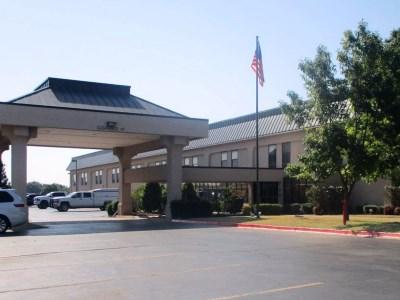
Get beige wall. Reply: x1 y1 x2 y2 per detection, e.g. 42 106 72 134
70 130 305 190
69 129 389 207
351 179 390 207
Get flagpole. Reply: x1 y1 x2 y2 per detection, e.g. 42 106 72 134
255 36 260 218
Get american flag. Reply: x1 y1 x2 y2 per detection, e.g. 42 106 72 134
251 37 264 87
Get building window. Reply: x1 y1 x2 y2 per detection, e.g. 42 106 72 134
268 144 277 168
221 152 228 167
231 151 238 167
112 168 119 183
73 174 76 186
80 173 85 185
95 170 103 185
282 142 291 168
192 156 199 167
84 172 88 185
184 157 191 166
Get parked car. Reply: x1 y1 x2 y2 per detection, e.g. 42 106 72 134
34 191 67 209
26 193 40 206
0 189 28 233
52 189 119 212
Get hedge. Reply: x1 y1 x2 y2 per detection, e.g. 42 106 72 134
256 203 283 215
362 204 379 214
222 198 244 214
171 200 212 219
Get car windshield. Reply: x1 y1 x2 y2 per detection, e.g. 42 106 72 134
45 192 52 196
66 192 77 197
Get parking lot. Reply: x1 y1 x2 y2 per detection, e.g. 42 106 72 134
1 207 400 300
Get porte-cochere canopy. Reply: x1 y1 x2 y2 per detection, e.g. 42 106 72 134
0 78 208 218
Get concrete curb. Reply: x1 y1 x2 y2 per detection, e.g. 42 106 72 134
172 219 400 240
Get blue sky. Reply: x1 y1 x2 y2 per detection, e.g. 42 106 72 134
0 0 399 185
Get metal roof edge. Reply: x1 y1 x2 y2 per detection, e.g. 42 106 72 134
0 101 208 122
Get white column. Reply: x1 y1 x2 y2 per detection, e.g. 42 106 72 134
113 147 133 215
162 136 188 220
2 127 35 203
11 135 28 200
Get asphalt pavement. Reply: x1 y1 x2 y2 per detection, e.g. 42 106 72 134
0 207 399 299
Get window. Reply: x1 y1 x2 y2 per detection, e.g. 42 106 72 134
112 168 119 183
155 161 160 166
95 170 103 184
83 192 91 198
192 156 199 167
53 192 65 197
72 193 81 198
162 160 167 165
0 191 13 203
184 157 191 166
84 172 88 185
231 151 238 167
221 152 228 167
268 144 277 168
80 173 85 185
73 174 76 186
282 142 291 168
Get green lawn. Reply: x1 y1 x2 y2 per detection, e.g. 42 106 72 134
203 214 400 232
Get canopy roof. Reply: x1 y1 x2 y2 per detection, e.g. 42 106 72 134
0 78 208 149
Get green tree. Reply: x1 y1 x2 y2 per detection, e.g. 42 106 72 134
41 183 69 194
27 181 43 194
182 183 199 202
0 160 10 189
337 23 400 184
142 182 163 213
280 22 394 225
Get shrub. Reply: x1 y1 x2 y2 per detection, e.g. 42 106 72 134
211 200 223 214
256 203 283 215
306 184 343 214
132 185 145 211
170 200 212 219
143 182 163 213
241 203 252 216
383 205 394 215
223 198 244 214
182 183 199 202
363 204 379 214
107 200 119 217
290 203 302 214
313 206 322 215
302 203 314 214
384 186 400 208
394 207 400 215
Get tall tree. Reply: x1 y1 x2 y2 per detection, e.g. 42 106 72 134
280 22 397 225
0 160 10 189
338 23 400 183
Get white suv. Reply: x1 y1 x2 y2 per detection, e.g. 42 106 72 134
0 189 28 233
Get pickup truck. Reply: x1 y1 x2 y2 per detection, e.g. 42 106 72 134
34 191 67 209
52 189 119 212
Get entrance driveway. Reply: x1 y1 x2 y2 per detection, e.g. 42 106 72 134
0 208 399 299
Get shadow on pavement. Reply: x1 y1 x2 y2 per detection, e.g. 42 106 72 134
3 218 217 237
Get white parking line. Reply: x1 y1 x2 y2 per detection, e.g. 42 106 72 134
208 282 324 300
